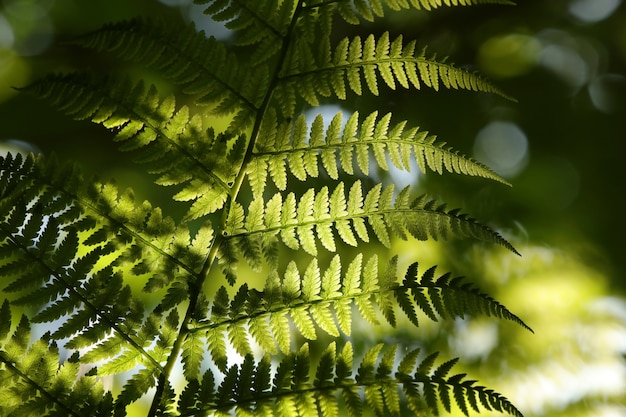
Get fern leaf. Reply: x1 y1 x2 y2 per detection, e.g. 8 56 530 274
4 2 531 415
189 248 530 363
253 111 510 187
182 331 205 381
179 341 522 417
0 313 113 416
71 19 265 119
312 0 516 24
0 155 193 378
229 320 252 356
206 327 227 373
276 33 514 116
291 306 318 340
249 315 278 354
394 262 533 330
23 75 236 218
270 310 292 353
228 181 518 269
195 0 293 60
297 189 318 255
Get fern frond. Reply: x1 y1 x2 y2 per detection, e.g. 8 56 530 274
0 153 210 405
276 31 513 116
71 19 266 125
22 74 241 219
401 261 533 332
6 1 530 415
187 253 530 369
175 341 523 417
0 308 115 417
224 181 517 268
250 110 509 197
1 152 209 296
194 0 295 62
306 0 515 24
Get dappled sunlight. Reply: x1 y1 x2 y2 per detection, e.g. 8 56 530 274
353 238 626 416
463 244 626 416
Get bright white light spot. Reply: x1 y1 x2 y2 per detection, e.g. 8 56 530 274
569 0 621 23
303 104 348 143
451 319 498 360
513 359 626 414
303 104 347 128
473 121 528 178
387 158 420 190
187 4 231 40
0 139 41 156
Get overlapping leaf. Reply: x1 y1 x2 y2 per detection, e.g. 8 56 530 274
176 341 523 417
184 254 530 372
0 153 211 405
194 0 295 63
4 0 528 415
72 18 266 130
22 74 245 220
0 305 115 417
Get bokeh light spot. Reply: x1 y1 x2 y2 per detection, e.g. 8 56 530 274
478 34 540 78
451 319 498 360
2 0 55 56
539 43 589 88
0 13 14 48
473 121 529 178
536 29 601 89
569 0 622 23
588 73 626 113
0 139 40 156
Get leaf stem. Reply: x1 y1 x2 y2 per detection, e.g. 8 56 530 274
0 354 82 417
146 2 306 416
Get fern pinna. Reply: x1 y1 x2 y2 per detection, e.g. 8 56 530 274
0 1 529 416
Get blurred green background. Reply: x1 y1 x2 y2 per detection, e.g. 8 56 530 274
1 1 625 416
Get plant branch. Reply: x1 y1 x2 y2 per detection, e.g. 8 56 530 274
146 2 306 416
